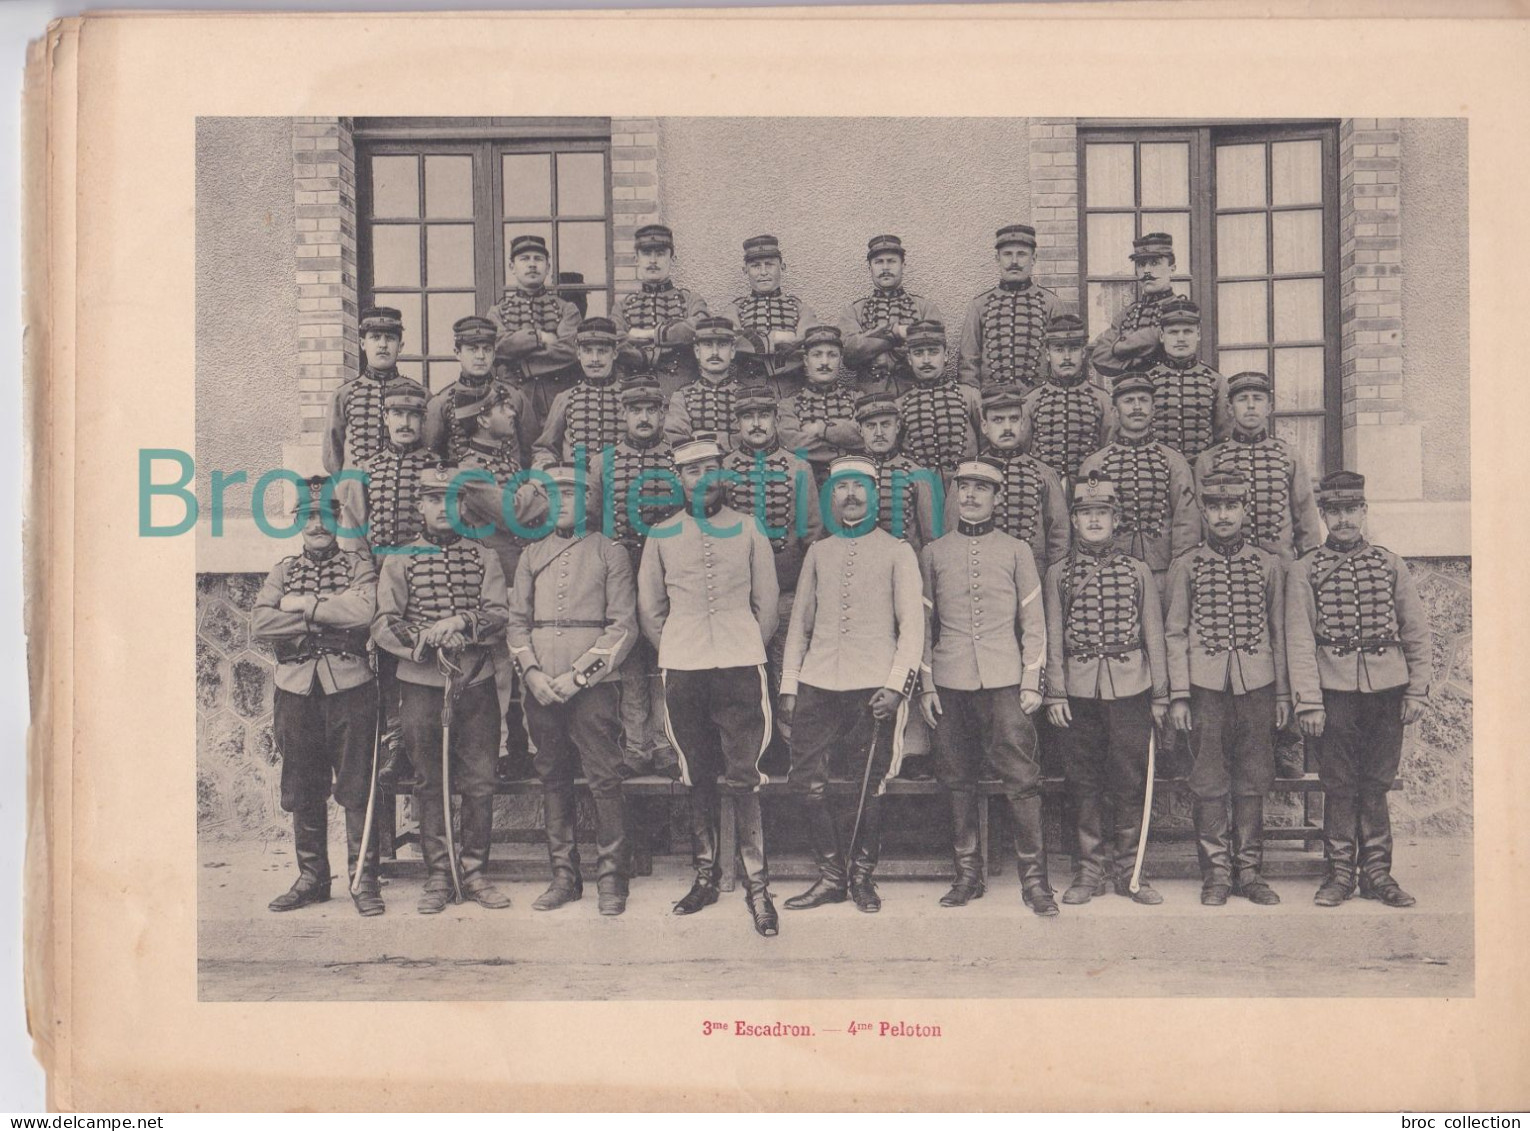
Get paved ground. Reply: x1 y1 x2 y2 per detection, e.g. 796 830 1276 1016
199 835 1473 1001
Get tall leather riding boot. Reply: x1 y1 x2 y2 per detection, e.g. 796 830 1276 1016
1193 795 1234 904
533 788 583 911
1062 793 1109 905
593 794 631 916
414 791 455 914
1113 798 1163 905
1315 791 1359 906
1010 794 1057 917
849 795 883 913
673 784 721 915
784 796 847 910
731 792 778 937
1358 788 1415 907
270 803 332 912
458 794 511 909
1232 795 1280 905
344 806 385 916
939 791 985 907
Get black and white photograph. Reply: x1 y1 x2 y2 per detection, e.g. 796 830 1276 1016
189 113 1472 1004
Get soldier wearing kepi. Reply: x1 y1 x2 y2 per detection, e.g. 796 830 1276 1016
489 233 582 429
960 384 1070 577
1286 471 1433 909
665 317 751 449
779 325 865 485
779 456 924 913
1044 473 1170 906
638 437 782 936
614 223 709 398
1078 373 1200 593
1021 313 1116 484
506 465 639 915
373 465 512 914
423 315 537 469
533 316 627 469
919 458 1054 915
1195 371 1321 562
726 234 818 397
1141 296 1231 463
1089 232 1180 381
958 224 1067 390
839 235 943 393
1165 471 1290 907
896 320 982 482
854 391 940 552
252 478 381 916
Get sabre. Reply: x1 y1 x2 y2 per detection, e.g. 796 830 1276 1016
349 692 383 896
1129 727 1157 895
847 714 884 865
439 654 465 905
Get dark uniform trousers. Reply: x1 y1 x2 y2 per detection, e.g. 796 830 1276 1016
662 666 771 795
933 686 1040 799
274 682 377 815
1187 684 1278 800
1058 691 1153 883
790 685 897 797
1313 686 1406 887
401 679 500 800
526 682 624 797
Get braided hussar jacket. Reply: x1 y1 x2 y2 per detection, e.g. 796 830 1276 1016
944 450 1071 574
838 289 943 381
723 443 824 591
358 441 435 555
957 281 1067 389
1142 356 1232 463
456 436 547 582
251 547 377 696
1164 536 1288 699
422 374 537 469
1020 375 1115 480
614 281 709 394
727 290 818 394
1042 544 1169 705
1088 290 1174 380
322 367 426 473
896 378 982 473
533 376 624 468
373 534 509 689
779 377 864 467
663 371 760 449
488 287 581 384
1284 537 1433 708
1077 435 1201 573
868 452 941 551
587 437 680 553
1194 430 1321 560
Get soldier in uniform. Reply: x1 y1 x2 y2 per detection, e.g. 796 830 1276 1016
1286 471 1433 909
919 458 1053 915
637 437 782 937
665 316 750 449
506 465 640 916
1088 232 1179 381
252 478 381 916
1078 373 1200 593
778 456 924 913
779 325 865 485
1165 471 1290 907
533 316 627 469
1044 473 1170 906
1140 296 1231 463
958 224 1067 390
322 305 425 537
489 233 582 430
854 391 940 552
896 320 982 482
1020 313 1115 485
1194 371 1321 562
614 223 709 398
838 235 943 393
372 465 513 914
586 375 680 778
726 234 817 398
423 314 537 469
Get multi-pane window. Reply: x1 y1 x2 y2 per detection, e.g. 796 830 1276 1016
356 122 613 390
1080 123 1340 478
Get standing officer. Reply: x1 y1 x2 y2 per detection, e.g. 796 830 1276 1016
1078 373 1200 593
1286 471 1433 909
1141 296 1231 463
1020 313 1115 484
1165 471 1289 907
839 235 943 391
726 234 817 397
1194 371 1321 561
958 224 1066 389
506 465 639 916
779 455 924 913
919 458 1053 915
896 320 983 481
637 437 782 937
1088 232 1179 381
423 315 537 469
252 478 381 916
1043 473 1170 906
533 316 627 469
490 233 582 429
373 465 512 914
614 223 709 398
780 326 865 485
665 317 751 448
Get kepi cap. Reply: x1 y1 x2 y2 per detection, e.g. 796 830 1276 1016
1157 295 1201 326
1227 371 1273 398
672 434 725 468
694 316 736 343
360 306 404 336
742 235 782 262
854 391 900 423
995 224 1038 250
1071 471 1119 513
981 383 1028 414
618 375 666 407
575 316 619 346
866 234 905 260
1317 470 1367 509
954 457 1005 489
904 319 947 349
1130 232 1175 262
1199 470 1249 504
1112 373 1156 400
1044 313 1088 345
509 233 550 260
452 315 497 346
802 325 844 351
634 224 675 252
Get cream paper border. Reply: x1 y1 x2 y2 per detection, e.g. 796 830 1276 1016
27 6 1527 1112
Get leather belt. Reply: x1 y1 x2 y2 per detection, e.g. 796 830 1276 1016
1071 643 1143 662
533 619 608 629
1317 635 1401 656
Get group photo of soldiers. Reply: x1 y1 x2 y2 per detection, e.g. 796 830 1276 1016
254 219 1434 939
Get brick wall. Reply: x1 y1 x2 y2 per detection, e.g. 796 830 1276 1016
1339 118 1405 440
1027 119 1081 309
293 117 359 442
610 118 661 304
